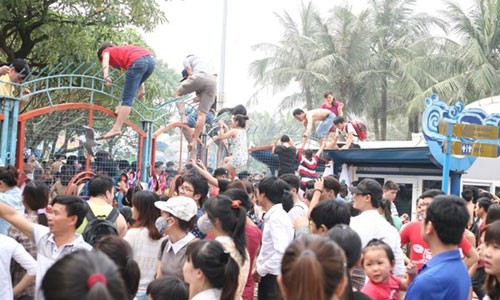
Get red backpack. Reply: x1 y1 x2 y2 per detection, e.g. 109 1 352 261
349 121 367 141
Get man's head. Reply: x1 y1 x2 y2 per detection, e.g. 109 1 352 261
333 116 346 130
8 59 30 83
280 135 290 143
257 176 289 208
237 170 250 182
49 196 88 233
461 189 475 203
349 179 383 211
88 175 114 202
180 174 209 207
423 195 469 246
310 200 350 234
383 180 400 203
418 189 445 219
476 197 493 219
279 174 300 195
292 108 306 121
97 43 114 62
213 167 229 180
321 176 341 200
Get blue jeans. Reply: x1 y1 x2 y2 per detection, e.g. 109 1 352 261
122 55 156 106
185 107 214 128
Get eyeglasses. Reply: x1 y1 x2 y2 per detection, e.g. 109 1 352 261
179 185 194 193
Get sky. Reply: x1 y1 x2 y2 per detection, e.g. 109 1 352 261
143 0 472 111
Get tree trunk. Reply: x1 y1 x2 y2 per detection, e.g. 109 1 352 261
380 76 388 141
371 107 380 140
304 86 313 111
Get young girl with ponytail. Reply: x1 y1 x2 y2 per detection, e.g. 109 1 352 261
198 195 249 299
183 240 240 300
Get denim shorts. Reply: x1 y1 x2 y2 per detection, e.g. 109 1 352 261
121 55 156 106
315 112 335 139
185 107 214 128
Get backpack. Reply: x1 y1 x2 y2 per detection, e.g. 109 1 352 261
349 121 367 141
82 205 120 246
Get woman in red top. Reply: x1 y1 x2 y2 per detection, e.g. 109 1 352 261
97 43 156 139
321 91 344 117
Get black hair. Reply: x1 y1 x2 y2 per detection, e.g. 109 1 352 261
217 104 247 117
379 199 395 227
185 240 239 300
23 180 49 226
477 197 494 212
280 173 301 191
327 224 361 300
333 116 345 125
233 114 249 128
461 189 474 202
51 196 88 229
292 108 304 116
383 180 400 191
362 238 395 264
486 204 500 226
258 176 288 204
304 149 314 160
88 175 114 197
182 174 209 206
420 189 445 199
323 176 341 197
282 191 294 212
310 200 350 230
281 134 290 143
94 236 141 300
131 191 162 240
147 277 188 300
42 250 127 300
0 165 19 187
425 195 469 245
203 195 247 264
10 58 30 76
223 188 254 215
484 221 500 300
97 43 114 61
324 91 333 98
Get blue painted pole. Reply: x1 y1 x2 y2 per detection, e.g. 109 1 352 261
0 99 12 164
441 122 453 194
450 173 462 196
141 120 153 183
8 100 19 165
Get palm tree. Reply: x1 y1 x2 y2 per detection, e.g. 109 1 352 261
249 1 328 111
356 0 447 140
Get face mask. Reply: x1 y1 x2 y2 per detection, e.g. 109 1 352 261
155 216 169 234
197 214 214 234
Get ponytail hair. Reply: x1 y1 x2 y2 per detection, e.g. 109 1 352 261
0 165 19 187
94 236 140 300
203 195 247 264
186 240 239 300
233 114 249 128
42 250 127 300
217 104 247 117
281 235 347 300
23 180 50 226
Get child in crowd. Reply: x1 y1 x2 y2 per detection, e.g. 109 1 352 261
361 239 415 300
147 277 188 300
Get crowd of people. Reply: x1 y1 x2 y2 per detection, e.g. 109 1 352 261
3 48 500 300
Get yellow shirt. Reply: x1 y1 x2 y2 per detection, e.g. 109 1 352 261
0 74 14 97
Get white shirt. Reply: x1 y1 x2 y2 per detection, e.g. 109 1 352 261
166 232 196 254
124 227 165 297
336 123 359 144
192 288 222 300
33 224 93 300
0 234 37 300
256 204 294 276
0 186 23 234
287 200 309 225
350 209 405 276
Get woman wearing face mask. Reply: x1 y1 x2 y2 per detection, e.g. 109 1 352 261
198 195 249 299
124 191 164 300
155 196 198 280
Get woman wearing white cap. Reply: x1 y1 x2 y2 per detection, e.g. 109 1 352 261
155 196 198 280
